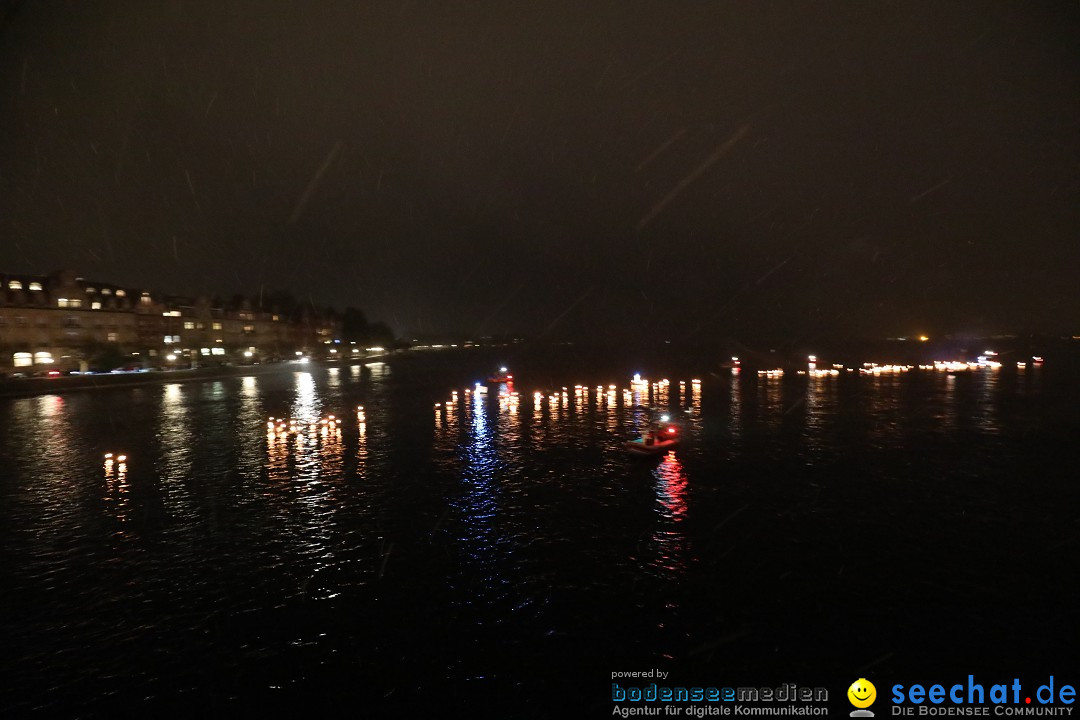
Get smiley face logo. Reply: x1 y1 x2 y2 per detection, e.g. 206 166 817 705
848 678 877 709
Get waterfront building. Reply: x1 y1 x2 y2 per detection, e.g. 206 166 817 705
0 270 341 374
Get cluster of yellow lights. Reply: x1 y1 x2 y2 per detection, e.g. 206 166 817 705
859 363 913 375
757 369 784 377
923 361 975 372
916 360 1002 372
437 374 701 414
798 369 841 377
103 452 128 475
266 414 344 440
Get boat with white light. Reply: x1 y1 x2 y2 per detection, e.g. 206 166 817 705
624 426 679 456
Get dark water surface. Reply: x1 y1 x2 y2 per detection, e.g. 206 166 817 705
2 348 1077 717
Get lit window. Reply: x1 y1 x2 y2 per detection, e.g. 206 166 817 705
183 321 195 330
85 287 96 294
91 301 102 310
211 347 225 355
141 293 152 305
115 289 126 297
163 335 181 344
33 351 53 365
243 325 255 333
212 322 222 330
107 332 118 342
13 352 32 367
28 282 42 291
57 298 69 308
8 280 22 290
101 288 112 295
69 299 82 308
162 311 181 317
272 314 280 322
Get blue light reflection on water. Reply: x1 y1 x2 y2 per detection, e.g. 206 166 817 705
454 387 507 594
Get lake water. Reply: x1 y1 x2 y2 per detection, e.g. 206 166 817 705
2 347 1077 717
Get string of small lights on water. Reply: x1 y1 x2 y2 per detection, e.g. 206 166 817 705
90 351 1042 472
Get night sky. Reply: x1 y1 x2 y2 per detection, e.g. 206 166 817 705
1 1 1077 342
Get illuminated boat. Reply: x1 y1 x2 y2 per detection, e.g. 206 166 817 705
487 366 513 383
624 426 679 455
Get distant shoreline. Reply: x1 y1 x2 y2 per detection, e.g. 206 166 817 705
0 355 390 399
